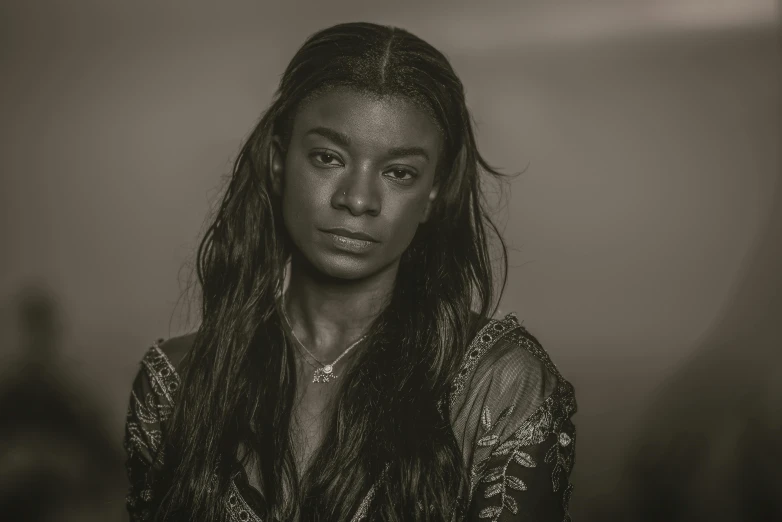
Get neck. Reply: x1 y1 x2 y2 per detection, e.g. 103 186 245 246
283 255 396 361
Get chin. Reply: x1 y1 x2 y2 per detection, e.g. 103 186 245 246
310 253 378 281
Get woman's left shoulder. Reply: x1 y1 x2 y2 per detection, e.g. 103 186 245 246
450 312 577 424
493 313 574 393
450 313 578 520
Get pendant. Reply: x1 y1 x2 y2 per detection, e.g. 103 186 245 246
313 364 336 383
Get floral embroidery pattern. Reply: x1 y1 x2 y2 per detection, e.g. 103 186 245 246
449 314 577 522
471 405 528 516
472 388 576 521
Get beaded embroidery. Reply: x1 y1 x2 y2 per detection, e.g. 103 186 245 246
125 340 179 521
449 313 524 408
226 479 263 522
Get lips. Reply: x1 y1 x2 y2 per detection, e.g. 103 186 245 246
321 227 379 242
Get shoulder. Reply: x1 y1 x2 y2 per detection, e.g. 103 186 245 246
128 333 197 412
125 333 196 455
124 334 196 503
136 332 196 378
452 315 578 519
450 313 577 427
156 332 197 371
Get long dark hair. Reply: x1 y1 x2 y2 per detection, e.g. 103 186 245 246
154 22 509 522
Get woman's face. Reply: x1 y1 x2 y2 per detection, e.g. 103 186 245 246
275 87 442 281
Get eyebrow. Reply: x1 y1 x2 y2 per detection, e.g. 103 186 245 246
305 127 351 148
387 145 430 162
305 126 430 162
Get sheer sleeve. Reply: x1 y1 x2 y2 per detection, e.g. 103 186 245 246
123 341 181 522
450 315 577 522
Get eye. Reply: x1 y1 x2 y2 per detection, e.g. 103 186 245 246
310 151 344 167
384 167 417 183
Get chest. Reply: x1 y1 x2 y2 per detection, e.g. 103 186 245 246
242 364 341 489
289 384 333 475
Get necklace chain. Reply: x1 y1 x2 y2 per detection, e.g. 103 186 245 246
280 298 368 383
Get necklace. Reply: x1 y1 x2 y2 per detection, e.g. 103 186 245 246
280 300 368 384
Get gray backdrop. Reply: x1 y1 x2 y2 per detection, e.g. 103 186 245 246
1 1 779 520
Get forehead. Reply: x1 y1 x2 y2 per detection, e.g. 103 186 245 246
290 87 442 154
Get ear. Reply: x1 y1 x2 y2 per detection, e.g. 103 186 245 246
421 145 466 224
420 182 440 224
269 136 286 196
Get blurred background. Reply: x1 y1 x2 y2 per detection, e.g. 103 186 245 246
0 0 779 520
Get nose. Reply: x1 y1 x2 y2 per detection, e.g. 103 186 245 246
331 164 381 217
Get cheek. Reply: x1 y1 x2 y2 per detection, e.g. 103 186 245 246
388 195 430 246
281 181 316 239
282 160 324 217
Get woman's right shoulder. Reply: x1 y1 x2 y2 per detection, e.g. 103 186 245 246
124 333 197 506
137 332 196 374
129 333 197 406
156 332 197 370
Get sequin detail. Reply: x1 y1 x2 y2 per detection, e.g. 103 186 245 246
226 480 263 522
449 313 524 408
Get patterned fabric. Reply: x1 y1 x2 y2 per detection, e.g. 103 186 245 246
124 340 178 521
450 315 577 522
226 480 264 522
124 314 577 521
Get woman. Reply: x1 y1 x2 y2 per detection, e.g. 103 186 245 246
124 22 577 522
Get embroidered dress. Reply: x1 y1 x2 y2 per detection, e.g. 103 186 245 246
124 313 577 521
